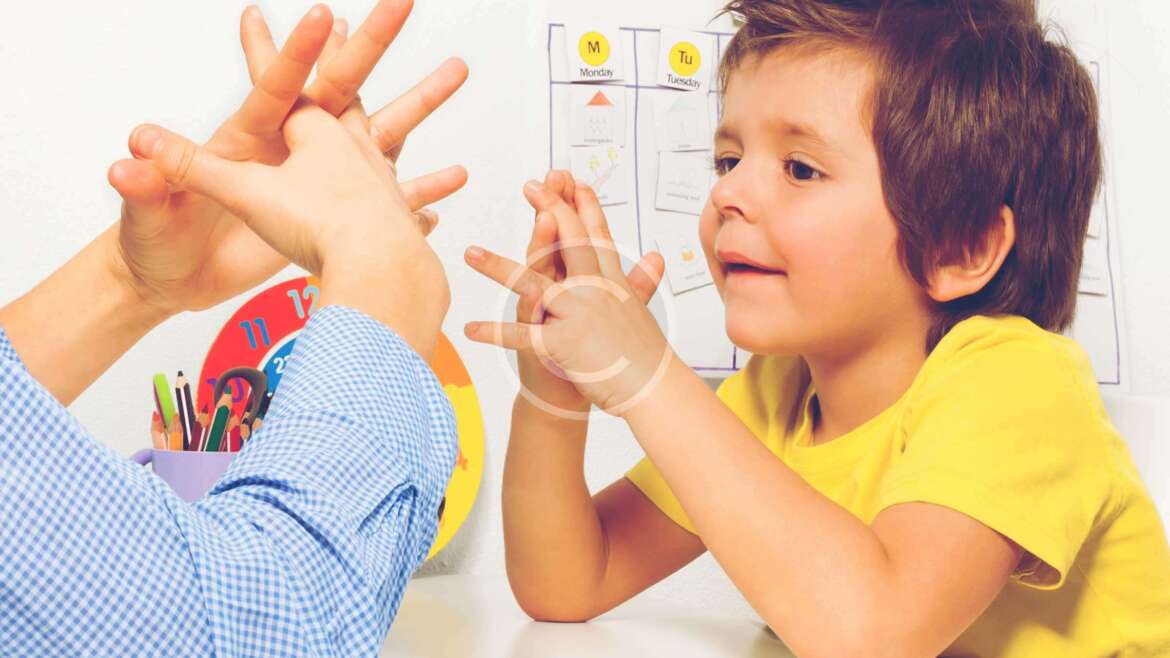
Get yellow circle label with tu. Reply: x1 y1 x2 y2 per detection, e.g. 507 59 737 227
669 40 701 77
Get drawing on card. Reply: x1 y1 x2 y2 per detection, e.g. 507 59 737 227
655 93 712 152
656 150 713 215
570 145 628 206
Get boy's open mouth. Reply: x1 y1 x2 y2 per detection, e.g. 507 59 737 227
718 250 787 277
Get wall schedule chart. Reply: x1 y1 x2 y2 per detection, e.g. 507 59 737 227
548 23 743 375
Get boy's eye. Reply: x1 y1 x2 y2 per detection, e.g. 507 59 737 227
784 158 823 182
713 156 740 176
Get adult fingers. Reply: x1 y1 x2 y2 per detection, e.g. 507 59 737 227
319 18 348 73
399 165 468 211
107 158 171 237
307 0 413 115
240 5 278 83
416 208 440 236
233 4 333 135
369 57 468 159
129 124 268 218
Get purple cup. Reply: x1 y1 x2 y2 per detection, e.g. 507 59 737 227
130 449 237 502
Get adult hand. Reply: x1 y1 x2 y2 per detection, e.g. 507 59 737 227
107 1 468 317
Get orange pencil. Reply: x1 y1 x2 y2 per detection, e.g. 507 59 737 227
151 412 165 450
167 415 182 451
227 414 242 452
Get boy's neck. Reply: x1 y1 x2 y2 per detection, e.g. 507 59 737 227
804 320 931 446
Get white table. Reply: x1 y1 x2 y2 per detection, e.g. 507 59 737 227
381 575 794 657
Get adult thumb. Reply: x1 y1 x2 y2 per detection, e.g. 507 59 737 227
129 124 261 216
107 158 170 234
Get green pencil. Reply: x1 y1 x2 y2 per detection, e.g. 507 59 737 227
204 393 231 452
153 373 176 429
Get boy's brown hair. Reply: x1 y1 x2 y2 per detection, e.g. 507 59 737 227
719 0 1102 349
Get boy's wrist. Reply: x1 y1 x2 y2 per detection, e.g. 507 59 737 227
512 393 590 429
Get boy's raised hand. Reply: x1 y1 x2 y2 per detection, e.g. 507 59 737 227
107 1 468 317
465 178 668 416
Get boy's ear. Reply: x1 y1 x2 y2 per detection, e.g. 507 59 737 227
926 205 1016 303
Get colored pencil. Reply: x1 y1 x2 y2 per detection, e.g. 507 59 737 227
176 371 197 451
227 414 242 452
151 412 165 450
153 373 176 429
204 393 231 453
167 415 182 451
240 413 252 443
192 405 209 452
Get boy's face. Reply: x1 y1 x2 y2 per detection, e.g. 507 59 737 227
701 47 930 357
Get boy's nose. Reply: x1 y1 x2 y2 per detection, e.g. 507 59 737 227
709 166 757 226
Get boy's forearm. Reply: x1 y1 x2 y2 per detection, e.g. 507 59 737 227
622 356 904 653
502 396 610 620
0 226 172 406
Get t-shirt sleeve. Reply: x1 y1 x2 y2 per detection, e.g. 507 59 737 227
879 333 1116 589
626 355 805 535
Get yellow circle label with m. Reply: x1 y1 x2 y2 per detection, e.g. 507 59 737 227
579 31 611 67
669 40 702 77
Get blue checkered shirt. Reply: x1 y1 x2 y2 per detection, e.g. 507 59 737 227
0 305 458 657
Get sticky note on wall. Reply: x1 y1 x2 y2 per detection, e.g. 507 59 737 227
657 28 714 92
566 25 624 82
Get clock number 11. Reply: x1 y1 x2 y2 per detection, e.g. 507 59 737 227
239 318 270 350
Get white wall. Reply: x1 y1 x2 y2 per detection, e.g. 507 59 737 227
0 0 1165 620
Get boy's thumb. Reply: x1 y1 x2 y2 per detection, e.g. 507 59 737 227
129 124 255 213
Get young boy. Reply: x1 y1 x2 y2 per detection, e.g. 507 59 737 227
464 0 1170 655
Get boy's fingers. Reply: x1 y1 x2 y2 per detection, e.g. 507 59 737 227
626 252 665 306
240 5 278 83
399 165 468 211
526 212 560 278
369 57 468 159
234 4 333 135
463 321 541 354
319 18 349 73
544 169 575 207
307 0 413 115
464 246 560 313
523 181 599 276
573 184 622 277
519 213 561 322
130 124 262 216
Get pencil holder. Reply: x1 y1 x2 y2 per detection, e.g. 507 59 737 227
130 449 237 502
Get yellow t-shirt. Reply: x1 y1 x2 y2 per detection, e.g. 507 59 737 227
627 315 1170 657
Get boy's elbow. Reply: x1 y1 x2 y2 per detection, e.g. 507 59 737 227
507 579 602 623
777 612 936 658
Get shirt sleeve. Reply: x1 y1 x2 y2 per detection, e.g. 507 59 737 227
879 331 1117 590
0 305 457 657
